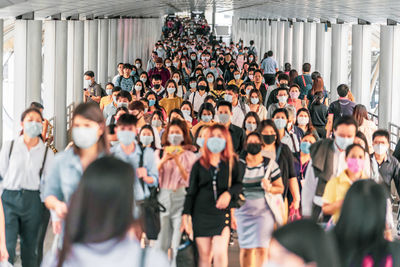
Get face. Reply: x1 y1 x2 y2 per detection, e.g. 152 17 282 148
170 112 183 121
274 112 288 122
217 105 232 116
84 75 92 81
198 80 207 87
123 68 131 76
105 84 114 91
277 90 288 98
290 86 300 95
297 111 309 121
118 97 129 104
250 92 258 100
346 146 365 160
116 124 136 133
302 134 316 145
269 239 315 267
73 115 103 138
22 111 42 128
254 72 262 82
168 125 184 136
245 116 257 126
247 134 261 145
334 124 357 139
118 64 124 73
172 73 180 81
181 104 191 113
210 128 225 140
261 125 276 136
147 94 156 102
156 63 163 69
153 79 162 86
140 128 153 137
373 136 389 147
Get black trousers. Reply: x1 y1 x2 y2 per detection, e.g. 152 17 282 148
36 205 50 266
263 73 276 86
2 189 43 267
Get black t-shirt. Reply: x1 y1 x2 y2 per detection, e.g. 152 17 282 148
328 99 356 123
229 124 245 154
310 103 328 127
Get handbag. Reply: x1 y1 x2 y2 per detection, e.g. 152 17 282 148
264 161 286 226
176 232 197 267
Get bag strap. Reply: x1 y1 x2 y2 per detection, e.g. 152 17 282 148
263 159 274 181
140 247 147 267
301 75 306 87
118 75 123 85
288 131 299 154
239 98 247 117
138 145 146 191
275 145 282 162
191 91 196 107
39 145 50 179
9 140 14 159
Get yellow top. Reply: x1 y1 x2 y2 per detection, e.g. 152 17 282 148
228 79 244 88
100 96 113 110
322 170 367 223
159 97 183 116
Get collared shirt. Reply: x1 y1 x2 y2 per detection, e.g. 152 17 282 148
281 129 300 153
261 57 278 74
189 91 209 113
267 103 297 119
87 82 102 104
103 102 117 120
371 153 400 195
111 143 158 201
0 136 54 191
231 102 250 127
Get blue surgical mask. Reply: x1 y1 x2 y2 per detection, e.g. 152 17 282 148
245 122 257 132
140 135 154 146
207 77 214 83
250 97 259 104
274 118 287 130
206 137 226 154
190 83 197 89
117 130 136 146
24 121 43 138
196 137 205 148
201 115 212 122
106 89 113 95
152 119 162 128
224 94 233 103
72 127 99 149
167 87 176 94
335 135 354 150
168 134 184 146
117 102 129 108
148 99 156 107
300 142 311 154
218 113 230 124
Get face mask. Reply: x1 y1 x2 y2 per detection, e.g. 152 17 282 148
117 130 136 146
373 144 388 155
183 51 188 55
262 134 276 145
198 85 207 91
168 134 184 146
167 87 176 94
190 83 197 89
207 77 214 83
191 56 196 60
250 97 259 104
247 143 262 155
249 57 254 61
216 84 224 90
181 110 191 117
218 113 230 124
154 84 161 89
165 63 171 67
173 77 179 84
181 60 186 64
277 96 288 104
300 142 311 154
131 70 136 75
234 74 241 80
210 62 216 67
117 102 128 108
134 85 142 91
84 79 91 88
206 137 226 154
135 63 141 69
246 89 251 95
140 77 147 83
224 94 233 103
201 115 212 122
140 135 154 146
148 99 156 107
274 118 287 130
24 121 43 138
196 137 205 148
290 91 300 99
297 117 309 126
245 123 257 132
248 75 254 80
173 62 179 68
106 89 113 95
335 135 354 150
347 158 365 173
72 127 99 149
152 119 162 128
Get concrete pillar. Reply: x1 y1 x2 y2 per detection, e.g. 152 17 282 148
276 21 285 69
13 20 42 134
292 22 304 72
303 22 316 71
128 18 134 63
43 21 68 150
0 19 3 143
108 19 118 81
330 24 349 101
379 25 400 128
284 21 293 66
67 20 84 106
123 18 129 62
117 19 124 63
98 19 109 87
271 21 277 55
265 20 271 52
351 24 371 107
316 23 332 90
84 20 98 74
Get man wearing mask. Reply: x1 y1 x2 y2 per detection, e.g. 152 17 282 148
101 85 120 113
115 64 136 92
148 57 170 87
252 70 269 103
83 70 102 105
267 86 296 119
151 74 166 101
147 51 158 72
112 63 124 84
223 85 249 127
216 101 245 154
104 91 132 125
302 116 358 221
265 73 290 109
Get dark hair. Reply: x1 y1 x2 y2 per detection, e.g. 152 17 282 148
245 132 263 151
204 95 216 104
168 108 184 122
277 73 289 82
117 90 132 102
372 129 390 143
273 220 339 267
152 74 162 81
30 102 44 110
345 143 365 158
198 102 215 119
123 63 131 70
250 40 254 45
296 108 315 131
165 79 178 97
84 70 94 77
355 131 370 155
150 110 166 127
254 69 263 76
272 108 289 120
337 84 350 98
57 157 135 267
226 84 239 94
289 69 299 85
128 101 145 113
302 63 311 73
311 76 324 96
161 119 192 146
145 91 163 111
333 115 358 131
116 113 138 127
217 100 232 112
353 104 369 126
267 50 273 57
21 107 43 122
311 71 321 80
243 111 261 131
334 180 389 267
284 62 291 72
117 62 124 67
138 125 157 149
259 119 281 147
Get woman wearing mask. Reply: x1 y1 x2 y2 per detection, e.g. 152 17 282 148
181 101 198 126
146 91 167 120
159 80 183 116
309 91 328 138
217 56 227 74
171 71 187 98
0 108 55 266
156 119 197 265
206 73 216 92
193 125 209 155
295 108 319 140
44 103 108 236
139 72 151 90
205 58 223 79
272 109 300 156
242 112 261 136
234 132 283 267
191 103 215 136
249 89 267 121
322 144 368 224
353 104 377 152
132 80 145 100
188 78 209 114
228 69 244 88
210 77 226 101
182 124 243 267
259 120 300 217
150 110 166 139
288 84 303 111
139 125 157 150
42 157 169 267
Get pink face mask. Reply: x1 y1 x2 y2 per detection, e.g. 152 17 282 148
290 91 300 99
346 158 365 173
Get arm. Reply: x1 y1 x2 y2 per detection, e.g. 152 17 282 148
286 149 300 209
142 148 159 186
322 200 343 215
325 114 334 138
321 178 341 215
43 157 67 218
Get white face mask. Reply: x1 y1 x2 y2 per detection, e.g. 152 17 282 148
84 79 91 88
373 144 388 155
72 126 99 149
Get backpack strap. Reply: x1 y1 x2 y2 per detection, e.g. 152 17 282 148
9 140 14 159
137 144 146 191
39 145 50 179
275 145 282 163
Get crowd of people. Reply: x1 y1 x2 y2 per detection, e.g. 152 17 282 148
1 15 400 267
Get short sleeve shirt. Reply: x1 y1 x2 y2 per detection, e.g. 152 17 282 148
88 82 102 104
261 57 278 74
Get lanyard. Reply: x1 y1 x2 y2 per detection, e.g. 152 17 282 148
211 165 220 202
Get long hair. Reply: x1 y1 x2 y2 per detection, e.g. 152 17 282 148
334 180 389 267
288 69 298 85
353 104 369 126
259 119 281 147
57 157 135 267
72 103 109 155
161 118 192 146
311 76 324 95
295 108 315 132
200 124 235 169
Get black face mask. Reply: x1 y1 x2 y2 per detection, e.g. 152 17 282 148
154 84 161 89
198 85 207 91
247 143 262 155
216 84 224 90
262 134 276 145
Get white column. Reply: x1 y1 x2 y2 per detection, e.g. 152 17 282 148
351 24 371 107
43 21 68 150
303 22 316 71
265 20 271 52
292 22 304 72
330 24 349 101
316 23 331 88
284 21 293 66
276 21 285 69
379 25 400 128
67 20 84 106
0 19 3 143
84 20 98 74
13 20 42 134
98 19 109 87
123 18 129 62
117 19 124 63
270 21 277 55
108 19 118 81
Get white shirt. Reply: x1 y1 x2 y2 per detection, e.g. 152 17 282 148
0 136 55 191
281 129 300 153
231 102 250 127
189 91 209 113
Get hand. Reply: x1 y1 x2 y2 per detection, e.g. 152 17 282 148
84 90 90 97
52 220 62 235
289 200 300 210
180 215 193 240
55 201 68 219
216 191 231 210
136 167 148 179
0 241 8 262
261 179 272 193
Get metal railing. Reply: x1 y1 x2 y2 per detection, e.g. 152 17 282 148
368 112 379 126
389 122 400 151
66 102 75 131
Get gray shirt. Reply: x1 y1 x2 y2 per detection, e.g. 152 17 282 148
261 57 278 74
